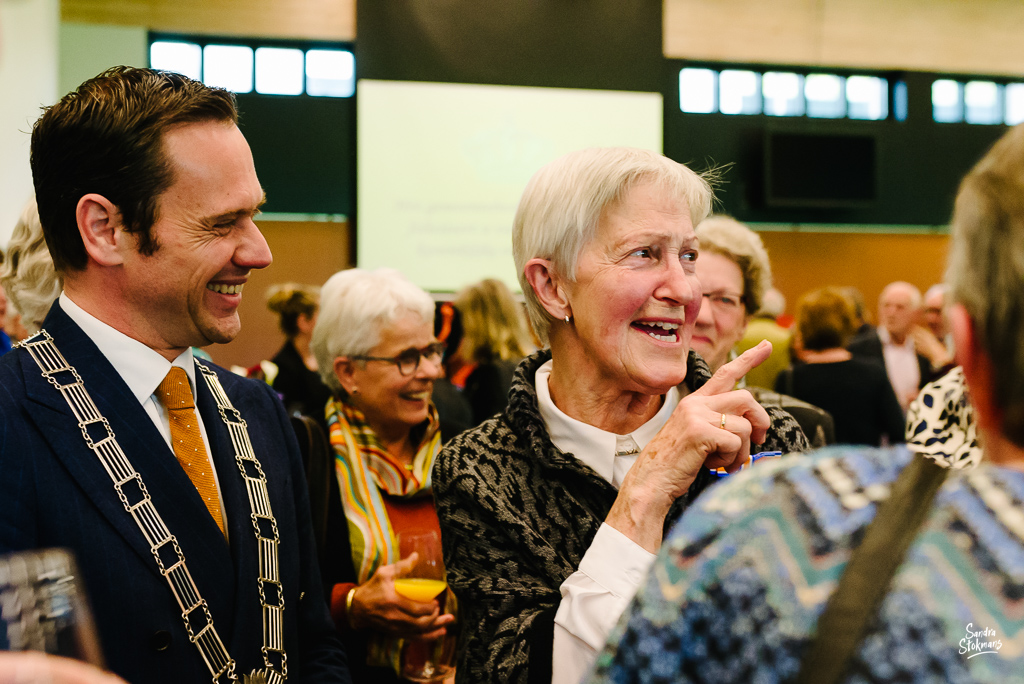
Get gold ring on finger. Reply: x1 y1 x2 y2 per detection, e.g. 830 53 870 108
720 413 727 430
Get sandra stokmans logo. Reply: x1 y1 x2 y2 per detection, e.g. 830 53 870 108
960 623 1003 658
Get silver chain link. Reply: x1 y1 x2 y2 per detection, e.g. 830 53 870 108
20 331 287 683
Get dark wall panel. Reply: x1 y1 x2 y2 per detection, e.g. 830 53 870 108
236 93 356 216
357 0 662 91
663 65 1006 225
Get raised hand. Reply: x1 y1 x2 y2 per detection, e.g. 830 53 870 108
606 341 773 552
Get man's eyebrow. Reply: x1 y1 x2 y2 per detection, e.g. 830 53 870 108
210 192 268 223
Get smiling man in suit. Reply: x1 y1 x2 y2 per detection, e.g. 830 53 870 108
0 67 350 683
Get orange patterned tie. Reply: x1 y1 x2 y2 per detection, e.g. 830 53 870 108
156 367 226 536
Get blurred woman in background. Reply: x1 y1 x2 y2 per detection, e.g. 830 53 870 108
0 199 62 334
692 216 834 446
312 268 453 682
266 283 332 418
777 287 905 446
450 278 535 425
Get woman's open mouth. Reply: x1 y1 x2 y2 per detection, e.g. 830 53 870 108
631 321 680 342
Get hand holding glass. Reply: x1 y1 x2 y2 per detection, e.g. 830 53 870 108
395 531 457 683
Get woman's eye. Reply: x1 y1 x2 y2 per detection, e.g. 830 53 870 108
629 248 653 259
681 250 698 263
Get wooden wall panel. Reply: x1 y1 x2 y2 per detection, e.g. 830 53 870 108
63 0 1024 74
759 230 950 322
820 0 1024 75
61 0 355 40
664 0 823 66
666 0 1024 76
205 219 352 371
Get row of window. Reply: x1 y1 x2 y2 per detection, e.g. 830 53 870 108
679 68 894 120
680 67 1024 126
932 79 1024 125
150 40 354 97
146 40 1024 125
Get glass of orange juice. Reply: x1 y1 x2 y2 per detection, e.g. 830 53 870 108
395 530 457 682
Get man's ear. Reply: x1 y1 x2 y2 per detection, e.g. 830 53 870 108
523 258 572 321
950 303 1002 431
76 194 125 267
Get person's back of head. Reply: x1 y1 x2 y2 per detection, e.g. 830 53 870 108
947 122 1024 448
455 278 533 363
796 287 856 352
266 283 320 338
842 286 870 329
0 198 61 333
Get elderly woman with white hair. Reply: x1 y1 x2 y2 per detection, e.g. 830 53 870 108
588 115 1024 684
432 148 809 684
311 267 453 683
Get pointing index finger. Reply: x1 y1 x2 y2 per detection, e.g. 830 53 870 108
695 340 772 396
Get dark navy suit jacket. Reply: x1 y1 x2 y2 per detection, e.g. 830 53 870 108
0 303 350 683
847 328 933 390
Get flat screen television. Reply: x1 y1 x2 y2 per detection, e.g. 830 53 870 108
764 131 876 208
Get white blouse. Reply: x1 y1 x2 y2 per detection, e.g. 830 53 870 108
533 360 679 684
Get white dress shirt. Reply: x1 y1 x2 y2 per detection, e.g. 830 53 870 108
879 326 920 412
59 293 229 531
535 360 679 684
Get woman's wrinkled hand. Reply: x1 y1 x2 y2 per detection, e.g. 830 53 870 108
607 340 773 552
348 553 454 641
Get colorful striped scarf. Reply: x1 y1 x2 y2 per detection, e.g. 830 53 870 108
326 397 441 669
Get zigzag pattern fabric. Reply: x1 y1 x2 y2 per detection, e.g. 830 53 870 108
589 446 1024 683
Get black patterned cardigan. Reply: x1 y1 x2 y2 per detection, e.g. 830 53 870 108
432 349 810 684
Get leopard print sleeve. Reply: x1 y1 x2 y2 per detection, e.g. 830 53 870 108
433 418 568 684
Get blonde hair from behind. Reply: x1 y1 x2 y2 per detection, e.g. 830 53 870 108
0 198 62 333
455 278 534 364
796 287 857 352
266 283 320 337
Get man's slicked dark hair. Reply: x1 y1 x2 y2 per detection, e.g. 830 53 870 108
30 66 238 272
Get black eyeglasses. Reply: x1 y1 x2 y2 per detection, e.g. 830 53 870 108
351 342 446 376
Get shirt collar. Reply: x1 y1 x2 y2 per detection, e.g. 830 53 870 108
59 292 197 403
534 359 679 485
878 326 914 350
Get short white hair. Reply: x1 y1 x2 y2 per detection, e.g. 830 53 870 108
1 199 61 333
512 147 713 345
311 267 435 394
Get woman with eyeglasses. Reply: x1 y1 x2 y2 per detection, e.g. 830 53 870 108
692 216 836 447
311 267 453 683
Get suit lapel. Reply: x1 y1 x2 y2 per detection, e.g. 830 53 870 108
21 306 235 591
